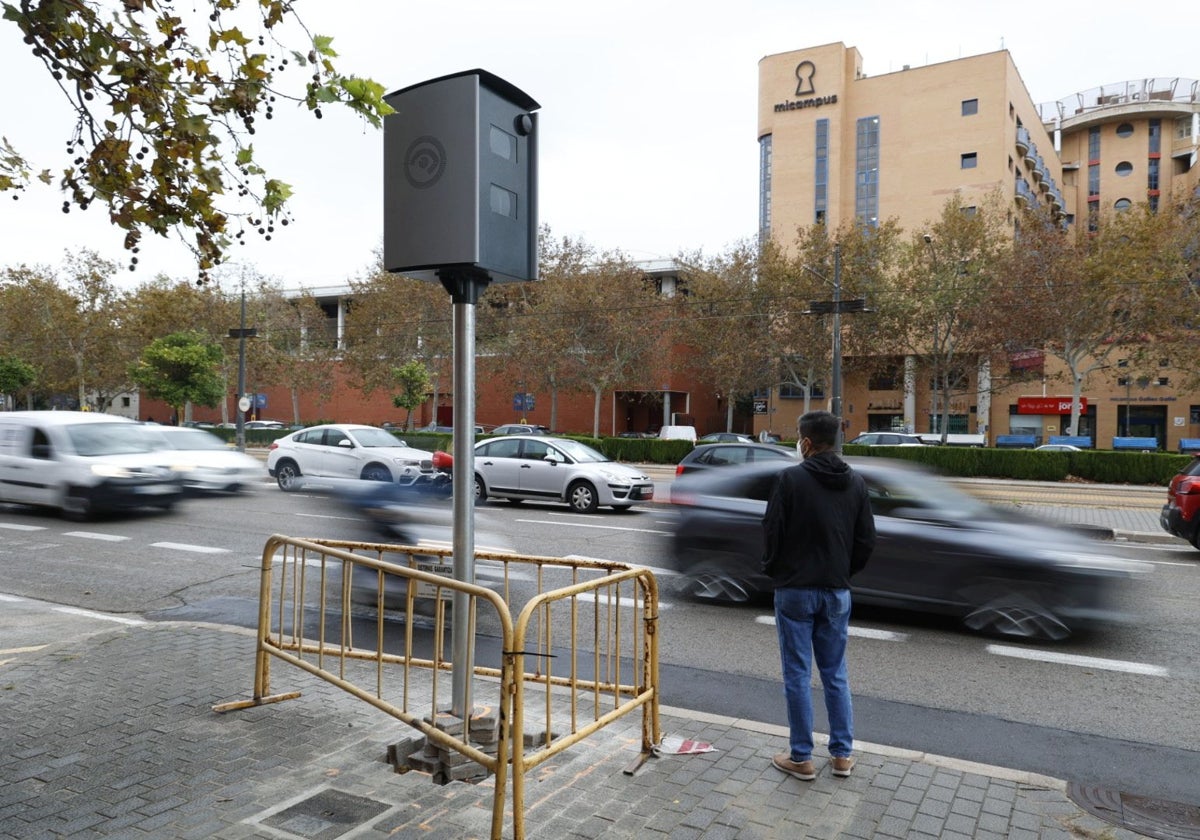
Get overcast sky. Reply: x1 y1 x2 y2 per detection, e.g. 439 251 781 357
1 0 1195 290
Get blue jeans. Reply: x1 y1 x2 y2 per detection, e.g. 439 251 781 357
774 587 853 762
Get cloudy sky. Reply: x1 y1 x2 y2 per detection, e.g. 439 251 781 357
1 0 1195 290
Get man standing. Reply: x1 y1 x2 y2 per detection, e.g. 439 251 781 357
762 410 875 781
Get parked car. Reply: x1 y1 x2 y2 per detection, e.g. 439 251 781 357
668 459 1147 641
473 435 653 513
266 424 446 492
674 442 797 484
658 425 698 443
1160 454 1200 550
0 411 182 518
244 419 285 430
847 432 926 446
144 425 263 493
697 432 756 444
1034 443 1082 452
490 423 548 436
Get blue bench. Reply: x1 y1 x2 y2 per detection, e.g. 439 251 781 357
1181 439 1200 454
1112 436 1158 451
1048 436 1092 448
995 434 1037 448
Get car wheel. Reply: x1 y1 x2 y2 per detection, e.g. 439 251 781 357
61 486 92 521
961 586 1070 642
275 460 301 492
566 480 599 514
685 558 754 603
361 464 392 483
473 474 488 504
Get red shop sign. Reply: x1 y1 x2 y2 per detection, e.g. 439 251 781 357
1017 396 1088 414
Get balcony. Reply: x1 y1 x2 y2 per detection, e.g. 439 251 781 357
1015 125 1031 155
1031 154 1045 183
1014 177 1034 207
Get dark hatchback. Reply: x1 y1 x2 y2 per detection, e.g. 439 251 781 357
1160 455 1200 550
668 459 1147 641
674 442 797 479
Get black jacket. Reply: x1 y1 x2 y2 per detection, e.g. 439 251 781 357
761 451 876 590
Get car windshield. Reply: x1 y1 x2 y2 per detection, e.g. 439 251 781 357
66 423 157 456
551 438 609 463
861 463 994 521
156 428 228 450
348 427 408 448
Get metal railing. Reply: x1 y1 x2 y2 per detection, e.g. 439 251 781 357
1038 78 1200 123
213 534 661 840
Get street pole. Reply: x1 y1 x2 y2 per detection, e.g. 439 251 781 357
831 243 843 451
236 288 247 453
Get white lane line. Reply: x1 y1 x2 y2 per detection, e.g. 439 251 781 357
150 542 230 554
573 593 670 610
0 645 46 655
0 523 45 531
986 644 1169 677
63 532 130 542
562 555 680 577
53 606 146 626
0 593 27 602
754 615 909 641
516 518 672 535
1146 558 1198 568
295 512 360 521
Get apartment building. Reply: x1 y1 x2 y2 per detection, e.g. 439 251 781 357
756 42 1200 449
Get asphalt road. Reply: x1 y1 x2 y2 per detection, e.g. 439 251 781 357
2 475 1197 805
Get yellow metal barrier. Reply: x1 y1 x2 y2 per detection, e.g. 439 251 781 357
214 534 661 840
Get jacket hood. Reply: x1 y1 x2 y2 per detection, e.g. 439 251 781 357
801 450 853 491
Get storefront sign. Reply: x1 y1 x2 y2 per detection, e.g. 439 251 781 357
1017 396 1087 414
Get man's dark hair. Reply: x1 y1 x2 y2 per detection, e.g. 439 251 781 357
799 410 840 449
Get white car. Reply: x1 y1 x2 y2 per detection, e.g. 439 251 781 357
145 426 264 493
266 424 443 491
0 411 182 518
473 435 654 513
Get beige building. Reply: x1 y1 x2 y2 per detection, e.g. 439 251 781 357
756 42 1200 450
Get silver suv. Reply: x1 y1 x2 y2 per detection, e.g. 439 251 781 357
847 432 926 446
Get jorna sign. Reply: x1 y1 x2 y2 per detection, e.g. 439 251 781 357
1017 396 1088 414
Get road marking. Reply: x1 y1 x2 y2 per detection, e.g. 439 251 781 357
295 512 360 521
0 645 46 655
516 518 672 535
150 542 230 554
53 606 146 626
0 593 26 602
573 593 670 610
0 523 45 531
753 615 909 641
986 644 1169 677
63 531 130 542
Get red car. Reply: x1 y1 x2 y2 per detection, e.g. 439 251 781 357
1161 455 1200 550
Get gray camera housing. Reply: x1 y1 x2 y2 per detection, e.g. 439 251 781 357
383 69 539 284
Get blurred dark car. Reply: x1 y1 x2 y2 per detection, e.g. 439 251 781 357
1160 455 1200 550
697 432 756 444
674 442 797 486
668 459 1147 641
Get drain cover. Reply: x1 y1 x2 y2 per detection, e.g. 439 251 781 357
1068 783 1200 840
262 789 390 840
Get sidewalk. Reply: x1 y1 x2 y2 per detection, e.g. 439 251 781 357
0 621 1159 840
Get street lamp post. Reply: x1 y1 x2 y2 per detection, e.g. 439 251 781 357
227 287 257 453
803 243 868 452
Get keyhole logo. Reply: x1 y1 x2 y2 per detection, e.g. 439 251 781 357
795 61 816 96
404 136 446 189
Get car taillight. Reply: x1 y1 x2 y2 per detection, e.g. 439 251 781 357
1177 476 1200 495
268 442 278 451
675 464 686 476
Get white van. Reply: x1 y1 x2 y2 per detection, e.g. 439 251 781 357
0 411 182 518
658 425 698 443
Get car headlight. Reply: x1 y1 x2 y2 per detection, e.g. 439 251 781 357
91 464 133 479
597 468 630 484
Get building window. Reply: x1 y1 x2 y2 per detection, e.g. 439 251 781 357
869 367 901 390
1116 123 1134 138
961 98 978 116
855 116 880 227
1088 163 1100 198
1115 198 1132 211
780 381 825 399
961 152 978 169
1148 156 1160 192
1115 161 1133 176
814 118 828 224
961 205 977 216
1088 127 1101 161
758 134 772 242
1149 119 1161 155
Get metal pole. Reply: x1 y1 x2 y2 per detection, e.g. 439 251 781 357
831 243 843 452
441 271 486 720
236 288 247 453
